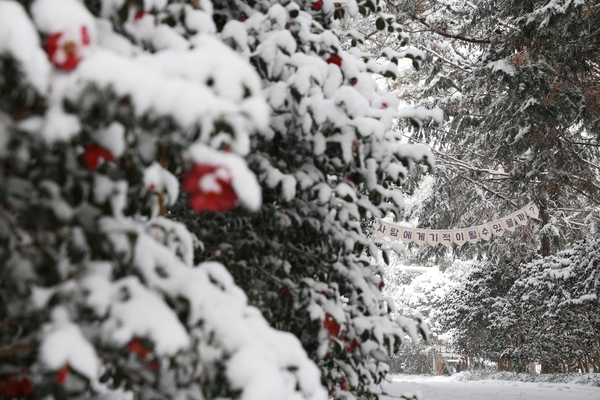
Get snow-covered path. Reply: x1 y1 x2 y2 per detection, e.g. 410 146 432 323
381 375 600 400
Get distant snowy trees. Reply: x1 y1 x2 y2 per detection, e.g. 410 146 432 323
438 237 600 373
0 0 438 398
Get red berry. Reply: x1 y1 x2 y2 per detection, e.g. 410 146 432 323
326 54 342 67
312 0 323 10
381 103 388 109
350 77 357 85
378 281 385 289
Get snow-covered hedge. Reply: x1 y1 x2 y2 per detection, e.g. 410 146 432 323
0 0 438 397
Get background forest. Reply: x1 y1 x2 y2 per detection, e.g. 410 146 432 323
378 0 600 376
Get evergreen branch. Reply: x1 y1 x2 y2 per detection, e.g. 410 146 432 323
455 172 518 207
582 159 600 169
568 28 600 44
414 17 492 44
399 132 510 177
564 140 600 147
564 181 600 206
421 46 471 72
557 207 600 213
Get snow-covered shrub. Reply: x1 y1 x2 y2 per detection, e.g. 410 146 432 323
0 0 436 397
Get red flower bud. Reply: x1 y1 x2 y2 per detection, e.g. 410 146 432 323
127 338 150 359
326 54 342 67
56 366 69 385
339 377 350 391
323 313 341 336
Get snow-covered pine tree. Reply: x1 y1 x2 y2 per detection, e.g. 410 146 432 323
506 236 600 373
0 0 437 398
435 261 521 370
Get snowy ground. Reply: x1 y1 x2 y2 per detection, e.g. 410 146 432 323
381 374 600 400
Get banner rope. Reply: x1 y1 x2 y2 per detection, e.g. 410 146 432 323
373 203 539 247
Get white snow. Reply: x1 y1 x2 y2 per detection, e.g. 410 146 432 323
39 307 100 380
0 0 51 93
487 59 516 76
92 121 126 157
106 276 192 355
31 0 97 39
71 48 268 153
397 106 444 124
382 374 600 400
143 162 179 206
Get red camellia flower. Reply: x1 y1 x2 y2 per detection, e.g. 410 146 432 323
45 26 91 70
0 375 33 397
312 0 323 10
56 366 69 385
182 164 238 213
326 54 343 67
82 144 115 171
127 338 150 359
323 313 341 337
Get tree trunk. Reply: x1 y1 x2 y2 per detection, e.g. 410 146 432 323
538 194 551 257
